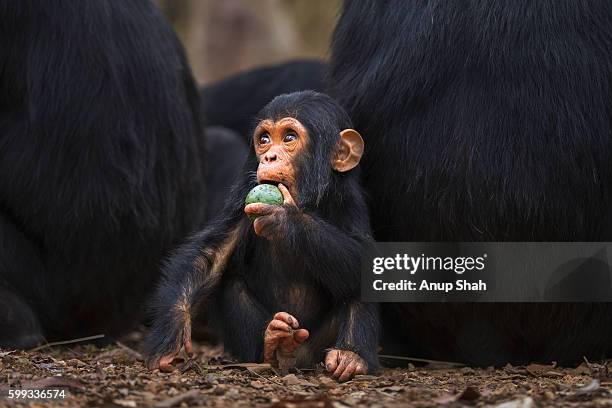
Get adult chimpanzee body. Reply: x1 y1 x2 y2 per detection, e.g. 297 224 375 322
0 0 206 347
204 127 248 220
146 91 379 381
200 60 327 140
330 1 612 365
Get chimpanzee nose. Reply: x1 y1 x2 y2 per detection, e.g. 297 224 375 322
263 152 277 163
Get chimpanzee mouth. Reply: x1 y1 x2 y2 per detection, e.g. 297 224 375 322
259 179 280 186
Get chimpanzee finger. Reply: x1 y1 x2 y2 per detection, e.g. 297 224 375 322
355 363 366 375
277 184 296 206
332 355 351 378
244 203 277 217
267 319 293 334
252 215 275 238
293 328 309 344
158 354 180 373
325 349 340 372
273 312 300 329
338 361 358 382
146 356 162 371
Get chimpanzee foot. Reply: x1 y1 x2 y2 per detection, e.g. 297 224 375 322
325 349 368 382
263 312 309 373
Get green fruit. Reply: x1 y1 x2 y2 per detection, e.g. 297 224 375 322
245 184 283 220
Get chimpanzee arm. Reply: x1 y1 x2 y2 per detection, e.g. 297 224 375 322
278 208 368 299
307 300 380 380
144 217 245 369
331 301 380 372
245 184 369 299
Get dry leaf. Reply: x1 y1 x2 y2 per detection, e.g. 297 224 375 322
113 399 137 408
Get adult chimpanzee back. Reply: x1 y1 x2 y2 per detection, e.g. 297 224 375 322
330 1 612 364
200 60 327 140
0 1 206 347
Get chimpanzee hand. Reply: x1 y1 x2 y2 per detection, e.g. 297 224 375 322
147 330 193 373
244 184 298 240
263 312 309 372
325 349 368 382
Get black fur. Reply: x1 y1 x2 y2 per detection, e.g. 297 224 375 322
204 126 249 220
146 91 379 371
0 0 206 347
200 60 327 140
330 0 612 365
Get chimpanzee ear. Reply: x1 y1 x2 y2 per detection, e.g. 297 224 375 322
333 129 364 172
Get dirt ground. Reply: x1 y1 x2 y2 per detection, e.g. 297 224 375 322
1 332 611 408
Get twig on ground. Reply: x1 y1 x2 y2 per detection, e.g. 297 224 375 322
247 366 284 387
30 334 105 352
378 354 464 367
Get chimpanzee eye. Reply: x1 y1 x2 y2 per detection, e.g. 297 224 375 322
259 133 271 145
284 132 297 143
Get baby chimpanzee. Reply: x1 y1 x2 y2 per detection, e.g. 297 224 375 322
145 91 379 381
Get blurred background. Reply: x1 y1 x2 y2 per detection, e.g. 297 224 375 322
158 0 342 85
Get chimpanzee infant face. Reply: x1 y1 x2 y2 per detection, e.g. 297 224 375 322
253 115 364 202
253 117 308 197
